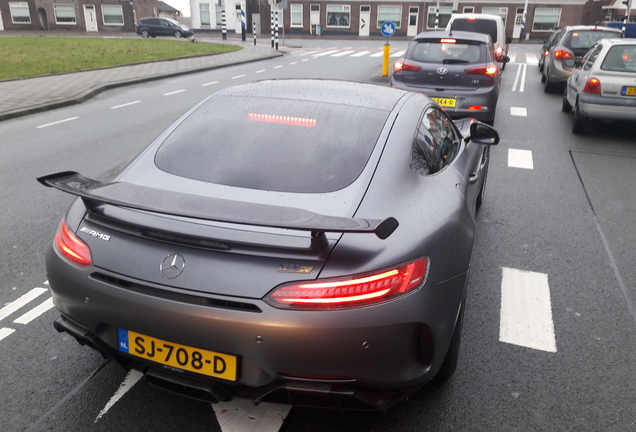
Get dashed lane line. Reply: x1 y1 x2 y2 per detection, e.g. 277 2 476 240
163 89 185 96
510 107 527 117
14 298 54 325
0 287 48 321
508 149 534 169
0 327 16 342
202 80 219 86
36 117 79 129
232 75 246 79
111 101 141 109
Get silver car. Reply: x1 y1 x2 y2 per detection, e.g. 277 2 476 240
563 39 636 134
542 25 623 93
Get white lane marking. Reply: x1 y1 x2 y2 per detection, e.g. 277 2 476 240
302 59 309 62
312 50 341 57
95 370 143 422
526 56 539 65
36 117 79 129
232 75 246 79
111 101 140 110
213 398 291 432
14 298 54 325
508 149 534 169
0 288 48 321
510 107 527 117
350 51 371 57
519 64 527 92
289 62 297 65
508 55 517 63
331 50 355 57
202 80 219 86
255 70 266 74
499 268 557 353
163 89 185 96
391 50 406 57
511 64 523 92
370 51 385 57
0 328 16 342
274 65 283 69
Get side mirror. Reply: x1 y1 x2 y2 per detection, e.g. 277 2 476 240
500 55 511 64
468 122 499 145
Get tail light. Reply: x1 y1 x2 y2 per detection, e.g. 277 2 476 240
264 257 429 310
543 50 549 57
467 106 483 110
54 218 92 268
494 46 504 60
583 78 601 94
465 64 498 76
554 49 573 60
394 61 422 72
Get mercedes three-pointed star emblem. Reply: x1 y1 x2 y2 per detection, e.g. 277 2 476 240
160 253 186 279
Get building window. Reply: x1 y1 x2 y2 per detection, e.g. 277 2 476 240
326 5 350 28
9 2 31 24
377 5 401 28
215 3 223 26
291 4 303 27
54 4 76 24
463 7 474 13
102 5 124 25
533 8 561 31
200 3 210 26
482 7 508 25
427 6 452 29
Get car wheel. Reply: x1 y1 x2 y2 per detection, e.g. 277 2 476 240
140 30 150 38
562 90 572 113
174 31 182 38
539 60 544 72
572 102 587 135
433 292 465 384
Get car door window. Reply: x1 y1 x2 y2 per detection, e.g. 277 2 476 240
411 107 460 175
583 45 602 71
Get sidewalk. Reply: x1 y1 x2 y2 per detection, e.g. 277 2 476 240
0 37 284 122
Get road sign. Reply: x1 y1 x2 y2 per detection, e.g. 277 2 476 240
381 21 396 37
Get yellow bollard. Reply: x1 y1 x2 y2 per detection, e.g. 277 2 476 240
382 43 391 76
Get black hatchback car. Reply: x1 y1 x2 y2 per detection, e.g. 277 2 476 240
391 31 508 125
136 17 193 38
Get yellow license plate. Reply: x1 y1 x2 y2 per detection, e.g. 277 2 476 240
118 329 237 381
622 86 636 96
431 97 457 107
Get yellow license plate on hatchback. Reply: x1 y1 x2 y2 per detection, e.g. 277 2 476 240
118 329 237 381
622 86 636 96
431 97 457 107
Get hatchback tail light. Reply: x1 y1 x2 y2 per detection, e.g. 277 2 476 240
554 49 573 60
264 257 429 310
465 64 498 76
583 78 601 94
394 61 422 72
494 46 504 60
54 218 92 268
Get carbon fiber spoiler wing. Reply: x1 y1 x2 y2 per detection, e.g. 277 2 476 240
37 172 399 240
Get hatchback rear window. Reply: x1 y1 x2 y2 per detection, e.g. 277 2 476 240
155 96 389 193
601 45 636 72
449 19 498 44
409 40 488 64
562 30 621 50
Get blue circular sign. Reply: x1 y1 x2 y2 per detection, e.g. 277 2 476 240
381 21 396 37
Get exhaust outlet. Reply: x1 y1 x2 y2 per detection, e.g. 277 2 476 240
145 368 231 403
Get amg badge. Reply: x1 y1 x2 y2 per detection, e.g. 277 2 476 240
278 264 313 273
80 227 111 241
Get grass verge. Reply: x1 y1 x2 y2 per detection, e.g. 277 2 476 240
0 37 242 80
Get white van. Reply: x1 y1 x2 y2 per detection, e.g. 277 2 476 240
446 13 512 69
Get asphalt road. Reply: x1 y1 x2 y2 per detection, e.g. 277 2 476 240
0 40 635 432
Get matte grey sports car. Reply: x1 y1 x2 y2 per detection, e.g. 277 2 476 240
39 79 498 411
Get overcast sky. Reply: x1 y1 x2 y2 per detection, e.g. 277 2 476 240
165 0 192 17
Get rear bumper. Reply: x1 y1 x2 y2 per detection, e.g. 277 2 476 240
47 245 467 409
578 93 636 120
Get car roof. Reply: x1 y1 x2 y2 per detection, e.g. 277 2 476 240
562 25 622 33
598 38 636 46
413 30 492 44
448 13 503 21
216 79 408 111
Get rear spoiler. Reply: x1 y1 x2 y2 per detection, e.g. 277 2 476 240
37 172 399 240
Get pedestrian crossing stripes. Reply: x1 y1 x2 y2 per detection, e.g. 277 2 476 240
292 48 541 64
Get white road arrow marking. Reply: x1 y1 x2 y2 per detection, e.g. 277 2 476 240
213 398 291 432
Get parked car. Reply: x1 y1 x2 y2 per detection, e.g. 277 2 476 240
135 17 193 39
446 13 512 70
600 21 636 39
391 30 508 125
542 25 623 93
38 79 499 412
539 28 562 72
562 39 636 134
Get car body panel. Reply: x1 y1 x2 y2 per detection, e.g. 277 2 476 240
136 17 193 38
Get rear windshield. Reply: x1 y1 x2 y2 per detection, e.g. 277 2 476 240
562 30 621 50
449 19 498 44
155 96 389 193
408 40 488 64
601 45 636 72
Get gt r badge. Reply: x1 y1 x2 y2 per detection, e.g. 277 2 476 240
80 227 110 241
278 264 313 273
160 253 186 279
